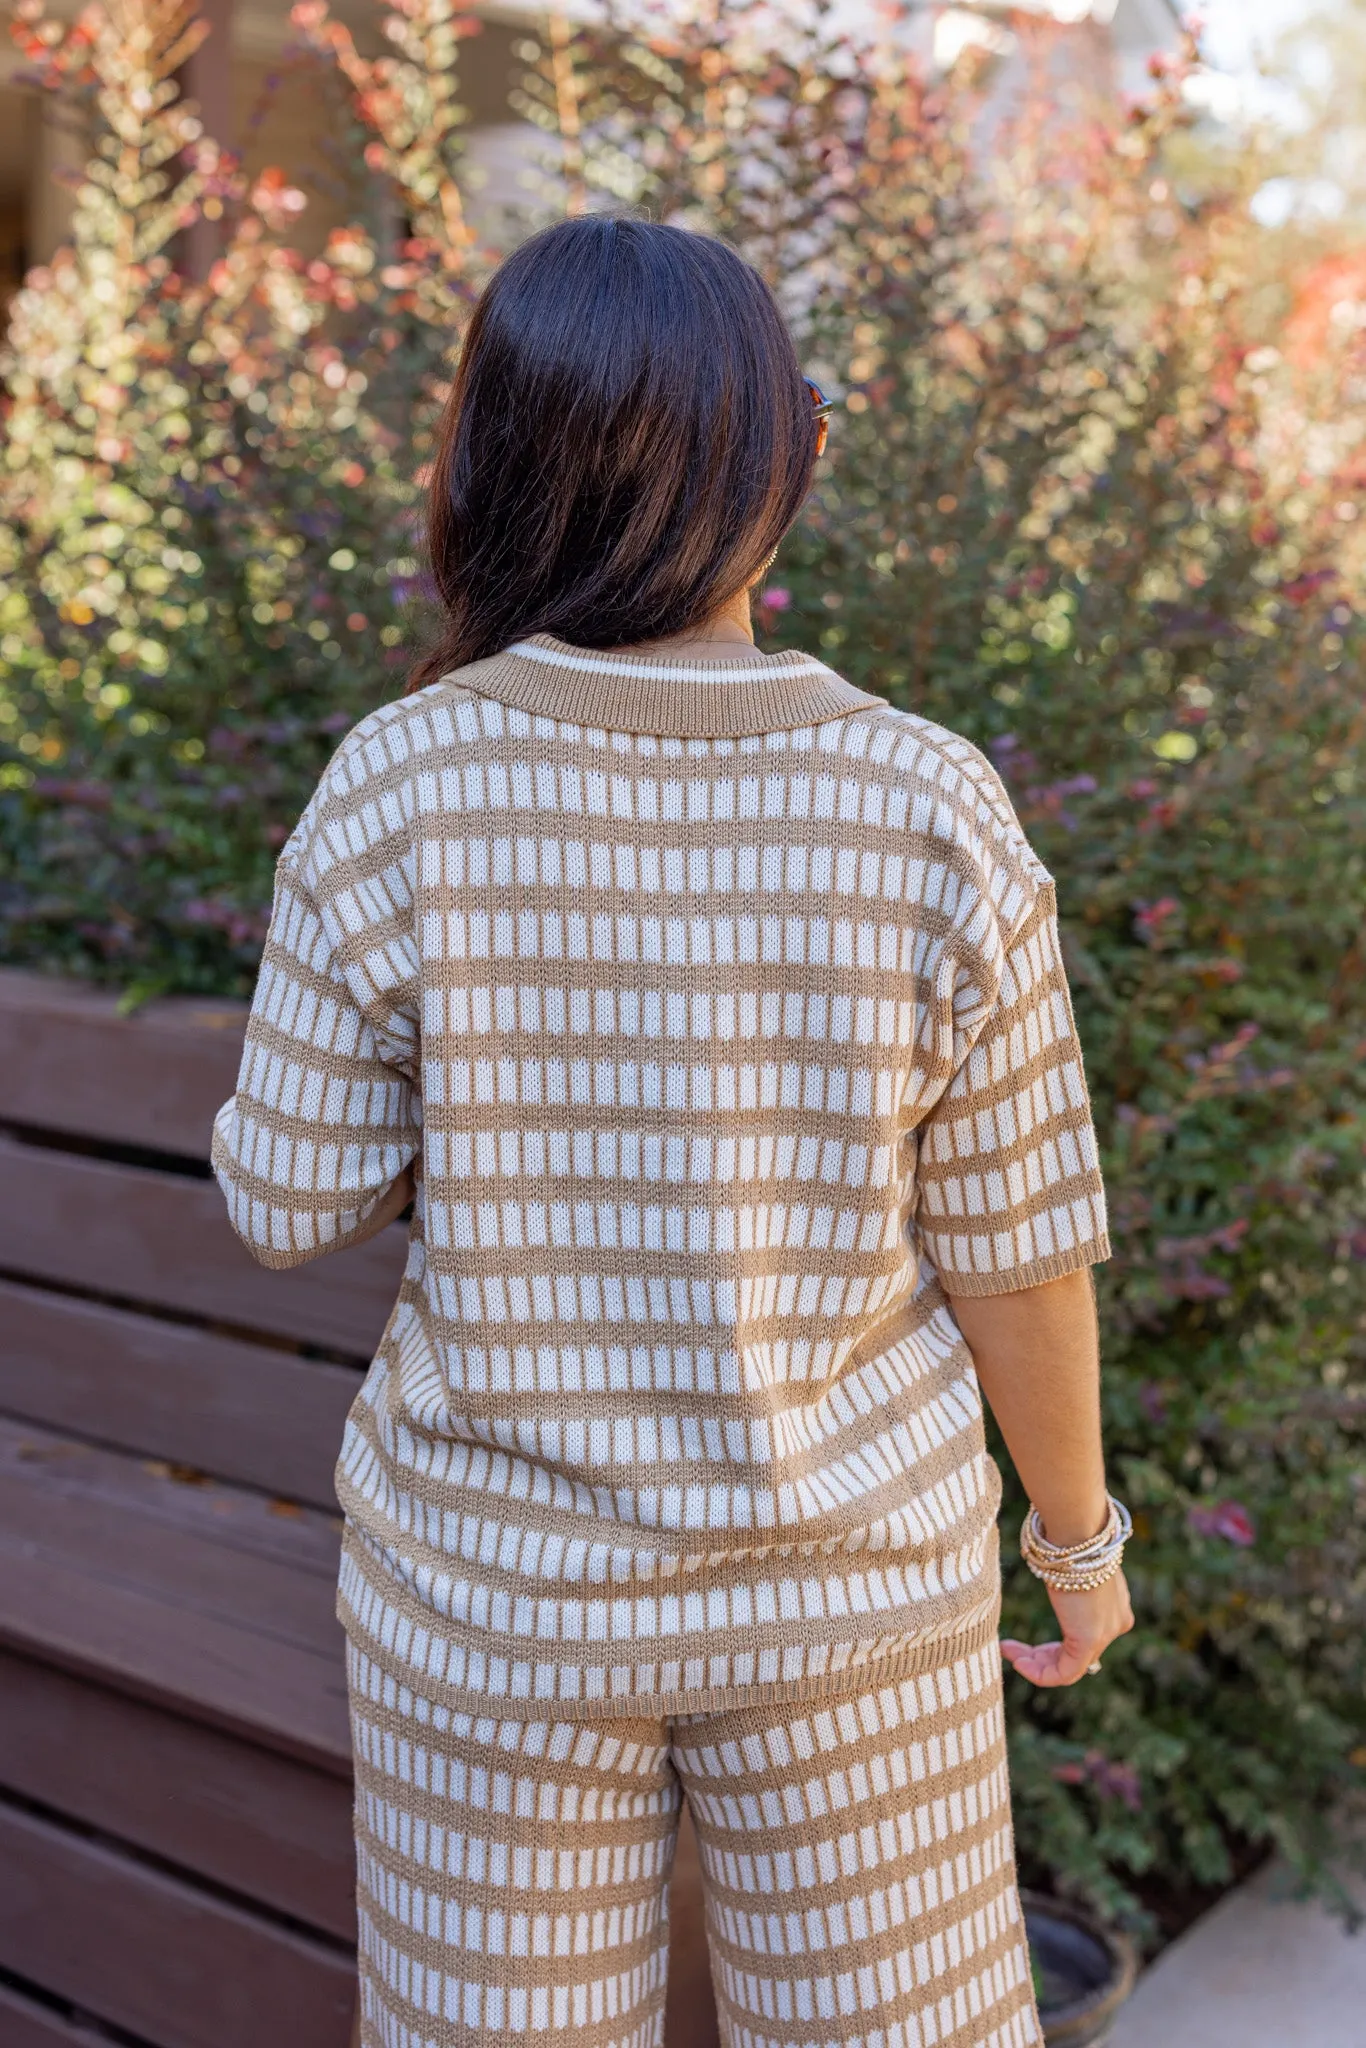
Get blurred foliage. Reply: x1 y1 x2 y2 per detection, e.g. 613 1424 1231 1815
0 0 485 994
3 0 1366 1934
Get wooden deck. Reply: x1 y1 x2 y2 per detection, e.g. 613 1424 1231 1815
0 967 719 2047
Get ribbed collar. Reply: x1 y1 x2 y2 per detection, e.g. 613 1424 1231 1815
444 632 882 739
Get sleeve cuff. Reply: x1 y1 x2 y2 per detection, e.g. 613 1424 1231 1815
933 1235 1112 1299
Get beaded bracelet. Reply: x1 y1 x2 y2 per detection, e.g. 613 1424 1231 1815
1020 1493 1132 1592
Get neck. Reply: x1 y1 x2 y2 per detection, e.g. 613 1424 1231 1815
611 586 754 659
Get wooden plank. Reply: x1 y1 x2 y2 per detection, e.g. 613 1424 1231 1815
0 1798 356 2048
0 1537 351 1773
0 1420 350 1772
0 1981 116 2048
0 1649 355 1941
0 1132 406 1355
0 1279 360 1509
0 1454 343 1660
667 1804 722 2048
0 1416 344 1577
0 966 246 1158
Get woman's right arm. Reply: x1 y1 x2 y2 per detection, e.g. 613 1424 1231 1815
951 1269 1134 1688
212 858 421 1269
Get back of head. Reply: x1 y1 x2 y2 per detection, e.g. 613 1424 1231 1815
409 217 817 689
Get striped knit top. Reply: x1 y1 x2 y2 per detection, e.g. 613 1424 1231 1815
213 633 1110 1719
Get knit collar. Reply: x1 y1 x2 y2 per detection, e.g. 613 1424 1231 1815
445 632 882 739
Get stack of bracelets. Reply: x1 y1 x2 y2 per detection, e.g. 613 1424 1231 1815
1019 1492 1133 1591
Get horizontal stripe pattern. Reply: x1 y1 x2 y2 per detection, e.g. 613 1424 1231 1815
348 1635 1038 2048
213 639 1109 1720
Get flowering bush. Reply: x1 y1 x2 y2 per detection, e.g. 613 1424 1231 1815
0 0 485 992
3 0 1365 1933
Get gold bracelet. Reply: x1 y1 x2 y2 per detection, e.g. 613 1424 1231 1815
1023 1498 1122 1560
1020 1493 1131 1592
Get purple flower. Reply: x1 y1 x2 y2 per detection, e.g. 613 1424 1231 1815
1138 1381 1168 1424
1052 1750 1143 1811
1188 1500 1256 1547
759 585 791 612
1088 1754 1144 1812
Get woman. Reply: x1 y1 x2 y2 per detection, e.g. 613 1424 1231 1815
215 216 1132 2048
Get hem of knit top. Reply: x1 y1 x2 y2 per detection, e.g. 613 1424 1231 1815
445 633 885 739
337 1540 1004 1723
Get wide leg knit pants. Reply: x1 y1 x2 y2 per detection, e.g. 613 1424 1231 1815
348 1637 1040 2048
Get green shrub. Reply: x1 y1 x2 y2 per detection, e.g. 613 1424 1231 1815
0 0 481 996
3 0 1364 1931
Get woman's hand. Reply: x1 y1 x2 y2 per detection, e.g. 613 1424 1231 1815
948 1272 1133 1688
1001 1571 1134 1688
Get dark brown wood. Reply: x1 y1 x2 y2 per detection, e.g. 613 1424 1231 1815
0 1426 342 1655
0 1980 114 2048
0 1648 356 1941
0 1279 360 1508
666 1804 722 2048
0 1418 351 1770
0 967 247 1158
0 1798 356 2048
0 971 365 2026
0 1536 350 1773
0 1416 344 1576
0 1131 406 1355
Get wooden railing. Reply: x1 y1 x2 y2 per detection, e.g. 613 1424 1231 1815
0 966 718 2048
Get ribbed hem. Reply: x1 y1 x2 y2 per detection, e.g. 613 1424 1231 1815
337 1597 1004 1725
933 1235 1112 1300
336 1517 1004 1726
442 633 883 738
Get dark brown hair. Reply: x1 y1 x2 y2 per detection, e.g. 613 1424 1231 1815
407 217 818 691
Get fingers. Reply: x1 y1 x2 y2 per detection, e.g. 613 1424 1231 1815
1001 1571 1135 1687
1001 1634 1108 1689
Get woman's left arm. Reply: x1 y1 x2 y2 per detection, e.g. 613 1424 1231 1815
908 853 1130 1687
949 1270 1134 1688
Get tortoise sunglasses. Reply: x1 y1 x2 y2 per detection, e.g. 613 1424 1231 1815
806 377 835 459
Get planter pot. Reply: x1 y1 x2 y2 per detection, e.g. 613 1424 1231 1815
1022 1890 1138 2048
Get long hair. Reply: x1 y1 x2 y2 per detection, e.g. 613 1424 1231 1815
406 217 817 691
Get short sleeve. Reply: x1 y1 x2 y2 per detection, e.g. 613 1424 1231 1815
211 858 421 1270
913 885 1110 1295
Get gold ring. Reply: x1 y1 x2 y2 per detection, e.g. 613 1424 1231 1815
1087 1661 1103 1676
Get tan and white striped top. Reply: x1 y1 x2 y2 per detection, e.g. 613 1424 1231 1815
213 634 1109 1719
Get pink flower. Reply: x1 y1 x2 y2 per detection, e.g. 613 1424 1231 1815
1134 895 1181 944
759 585 791 612
182 899 270 948
1188 1500 1256 1547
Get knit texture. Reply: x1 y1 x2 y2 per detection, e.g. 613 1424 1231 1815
347 1634 1039 2048
213 634 1110 1720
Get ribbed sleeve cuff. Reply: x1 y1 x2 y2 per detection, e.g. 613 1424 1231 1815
935 1235 1112 1299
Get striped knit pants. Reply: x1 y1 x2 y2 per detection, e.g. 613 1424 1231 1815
348 1638 1039 2048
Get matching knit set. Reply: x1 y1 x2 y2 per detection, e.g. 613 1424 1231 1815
214 633 1110 2048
